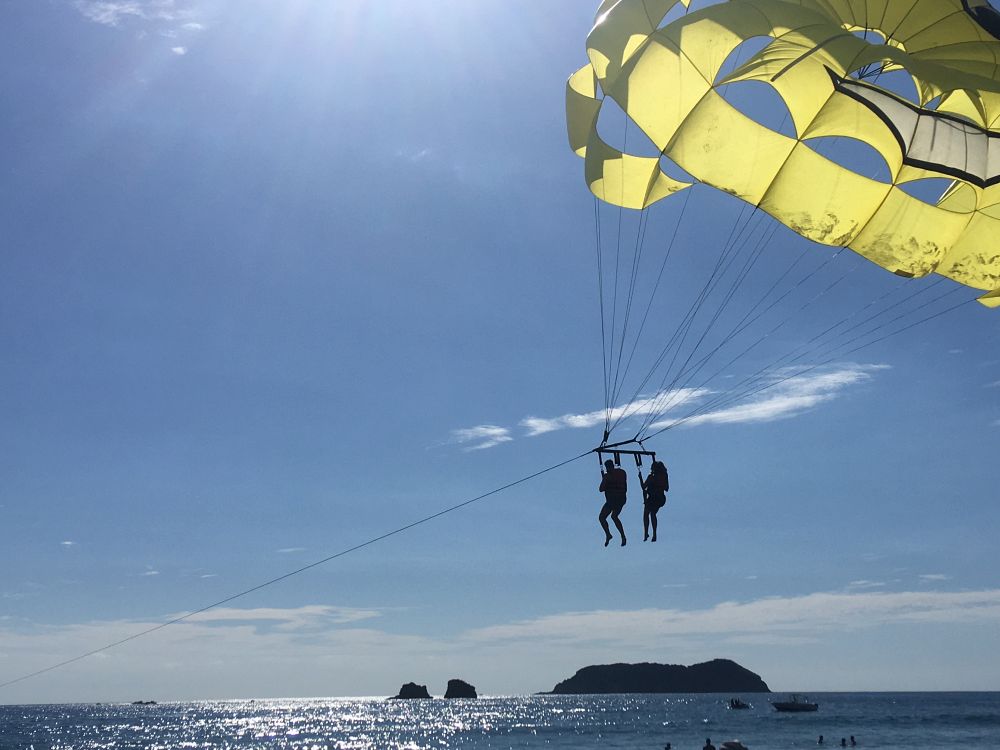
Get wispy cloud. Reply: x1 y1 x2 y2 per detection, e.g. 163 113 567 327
847 580 885 589
171 46 187 55
74 1 207 40
449 425 512 451
452 364 883 450
462 589 1000 646
986 380 1000 388
142 570 160 577
648 365 886 431
277 547 306 554
4 589 1000 701
60 541 77 547
520 387 708 437
919 573 951 582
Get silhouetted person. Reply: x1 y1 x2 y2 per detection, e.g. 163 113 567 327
850 737 856 746
599 459 627 546
640 460 668 541
704 739 716 750
818 736 824 745
841 739 847 747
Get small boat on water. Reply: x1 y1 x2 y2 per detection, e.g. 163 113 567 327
721 741 749 750
728 698 750 710
771 694 818 712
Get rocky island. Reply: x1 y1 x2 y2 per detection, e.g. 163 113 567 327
444 679 477 699
548 658 770 694
390 682 432 699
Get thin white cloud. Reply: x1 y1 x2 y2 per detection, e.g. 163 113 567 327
986 380 1000 388
184 604 381 629
74 0 206 41
142 570 160 577
171 45 187 55
75 0 190 25
199 574 218 579
277 547 305 554
919 574 951 582
648 365 885 431
60 541 77 547
395 147 432 163
520 387 708 437
450 425 512 451
847 580 885 589
462 589 1000 646
4 589 1000 701
452 365 883 450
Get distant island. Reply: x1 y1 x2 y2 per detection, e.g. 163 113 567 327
390 682 432 699
548 658 770 694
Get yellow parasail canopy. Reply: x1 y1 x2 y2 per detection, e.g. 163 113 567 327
567 0 1000 306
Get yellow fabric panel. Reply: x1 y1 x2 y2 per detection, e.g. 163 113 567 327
878 0 955 46
726 29 868 136
568 0 1000 303
584 131 692 209
759 141 891 246
609 37 710 151
801 91 904 176
938 89 990 128
938 181 980 213
851 186 973 277
935 210 1000 292
669 90 797 205
903 13 992 54
566 67 601 157
587 0 683 86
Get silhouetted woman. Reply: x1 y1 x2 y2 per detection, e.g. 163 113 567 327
640 460 668 542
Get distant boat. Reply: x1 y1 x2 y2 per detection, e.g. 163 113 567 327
771 694 818 712
728 698 750 709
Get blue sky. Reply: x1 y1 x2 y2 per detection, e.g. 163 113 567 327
1 0 999 703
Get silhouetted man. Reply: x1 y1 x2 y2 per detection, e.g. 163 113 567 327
599 459 628 546
704 738 716 750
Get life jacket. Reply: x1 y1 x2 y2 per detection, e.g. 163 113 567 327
600 467 627 496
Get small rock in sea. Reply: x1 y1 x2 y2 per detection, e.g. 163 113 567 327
390 682 432 699
444 679 477 699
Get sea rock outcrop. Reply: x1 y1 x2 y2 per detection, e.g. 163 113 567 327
444 679 477 699
391 682 432 699
549 658 770 694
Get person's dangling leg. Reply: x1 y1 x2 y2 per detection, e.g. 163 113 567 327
611 505 627 546
599 503 613 546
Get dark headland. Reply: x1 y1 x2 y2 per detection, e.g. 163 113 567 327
548 658 770 694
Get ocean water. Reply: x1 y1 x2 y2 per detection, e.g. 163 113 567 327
1 693 997 750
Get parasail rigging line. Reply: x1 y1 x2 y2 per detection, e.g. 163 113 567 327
645 285 970 439
611 188 693 413
628 207 782 435
607 200 763 436
637 252 869 436
609 206 651 409
0 451 590 692
645 211 775 418
594 196 611 433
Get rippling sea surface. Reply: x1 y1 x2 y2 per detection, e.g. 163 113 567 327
2 693 998 750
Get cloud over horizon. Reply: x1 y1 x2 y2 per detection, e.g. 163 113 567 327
3 587 998 702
